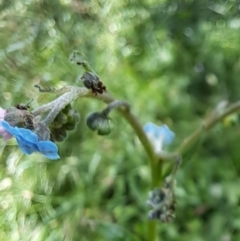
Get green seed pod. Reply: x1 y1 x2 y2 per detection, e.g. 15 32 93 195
86 112 114 135
55 112 68 124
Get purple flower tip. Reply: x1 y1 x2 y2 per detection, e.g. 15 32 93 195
0 107 13 143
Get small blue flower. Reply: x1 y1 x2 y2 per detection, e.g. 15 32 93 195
0 120 60 160
143 122 175 152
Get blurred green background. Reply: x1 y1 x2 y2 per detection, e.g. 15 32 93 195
1 0 240 240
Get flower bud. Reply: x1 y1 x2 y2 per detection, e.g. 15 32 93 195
67 109 80 124
62 104 72 114
86 112 114 135
61 109 80 131
62 122 77 131
50 111 68 129
55 112 68 125
97 118 114 135
147 177 177 222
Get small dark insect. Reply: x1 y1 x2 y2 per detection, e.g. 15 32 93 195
95 81 107 95
15 103 30 110
15 99 33 110
81 72 107 95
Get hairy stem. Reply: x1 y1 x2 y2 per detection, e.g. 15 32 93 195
102 100 130 116
40 88 90 126
34 87 159 178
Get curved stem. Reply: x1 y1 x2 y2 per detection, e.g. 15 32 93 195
32 86 165 241
34 87 159 175
102 100 130 116
32 84 240 241
41 90 87 126
177 100 240 156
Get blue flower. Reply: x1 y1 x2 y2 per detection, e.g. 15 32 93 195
143 122 175 152
0 120 60 160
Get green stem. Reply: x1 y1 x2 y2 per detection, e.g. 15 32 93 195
177 126 203 156
33 87 240 241
34 87 159 173
33 86 160 241
177 100 240 156
102 100 130 116
70 50 96 73
147 221 157 241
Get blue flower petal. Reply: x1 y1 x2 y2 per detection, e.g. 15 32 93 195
38 141 60 160
16 128 38 144
1 121 39 144
1 121 39 153
156 124 175 145
16 138 39 154
0 121 21 137
143 122 158 136
1 120 60 160
144 122 175 147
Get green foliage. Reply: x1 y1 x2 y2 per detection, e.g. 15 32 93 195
1 0 240 240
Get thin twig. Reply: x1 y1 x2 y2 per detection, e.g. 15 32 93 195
177 100 240 156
